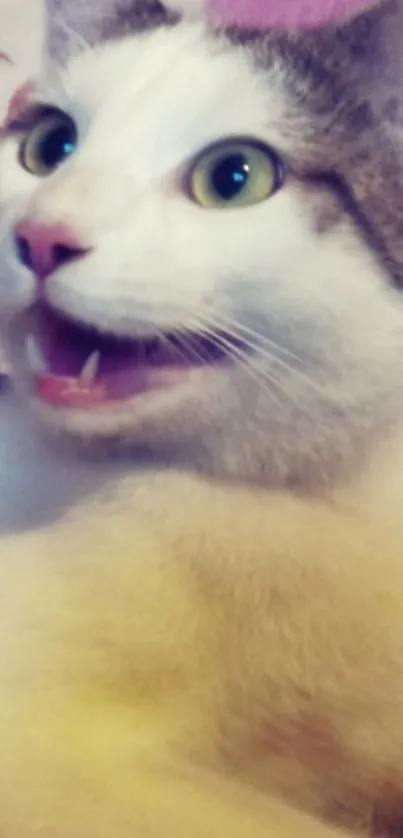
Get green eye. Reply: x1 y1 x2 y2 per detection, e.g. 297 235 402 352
188 139 284 209
19 111 78 176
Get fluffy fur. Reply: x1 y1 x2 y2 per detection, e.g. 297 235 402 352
1 0 403 835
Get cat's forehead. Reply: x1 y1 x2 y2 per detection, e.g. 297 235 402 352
47 0 403 163
46 0 202 64
54 24 291 160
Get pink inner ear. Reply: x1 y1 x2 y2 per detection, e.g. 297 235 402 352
207 0 377 29
3 81 35 129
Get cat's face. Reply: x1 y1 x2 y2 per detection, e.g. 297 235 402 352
1 0 403 485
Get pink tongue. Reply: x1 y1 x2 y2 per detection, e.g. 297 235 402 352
34 367 187 408
35 374 110 408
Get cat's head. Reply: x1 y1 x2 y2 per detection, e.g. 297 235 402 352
0 0 403 486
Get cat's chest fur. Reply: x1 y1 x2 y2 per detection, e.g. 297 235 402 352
2 394 403 836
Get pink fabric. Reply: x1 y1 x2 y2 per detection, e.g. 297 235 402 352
207 0 377 29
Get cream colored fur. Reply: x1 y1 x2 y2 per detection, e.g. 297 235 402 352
1 401 403 835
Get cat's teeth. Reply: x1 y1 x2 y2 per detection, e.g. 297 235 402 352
79 351 100 384
25 335 48 375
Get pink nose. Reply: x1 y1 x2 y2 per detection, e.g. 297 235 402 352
15 220 89 281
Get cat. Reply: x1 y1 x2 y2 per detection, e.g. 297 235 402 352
1 0 403 835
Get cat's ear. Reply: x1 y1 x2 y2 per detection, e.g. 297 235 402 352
44 0 115 65
44 0 190 67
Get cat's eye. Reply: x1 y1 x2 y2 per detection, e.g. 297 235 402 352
19 111 78 177
188 139 284 209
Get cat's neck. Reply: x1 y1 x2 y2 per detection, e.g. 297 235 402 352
3 381 403 539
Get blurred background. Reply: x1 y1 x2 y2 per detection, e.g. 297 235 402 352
0 0 43 374
0 0 43 118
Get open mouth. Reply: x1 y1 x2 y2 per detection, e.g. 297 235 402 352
21 303 238 409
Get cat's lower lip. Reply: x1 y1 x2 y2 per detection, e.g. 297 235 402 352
32 366 197 408
22 302 239 409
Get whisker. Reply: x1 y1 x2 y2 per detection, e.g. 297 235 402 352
183 317 291 410
194 309 329 399
155 328 195 367
183 313 325 414
203 310 308 368
172 331 212 367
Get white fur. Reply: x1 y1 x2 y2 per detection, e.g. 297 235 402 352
0 20 402 484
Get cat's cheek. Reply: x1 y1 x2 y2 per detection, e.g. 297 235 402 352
0 222 36 322
0 139 35 208
0 143 40 318
0 262 35 322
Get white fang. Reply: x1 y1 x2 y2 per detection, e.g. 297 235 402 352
79 351 101 384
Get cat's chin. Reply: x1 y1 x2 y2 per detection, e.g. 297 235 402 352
21 365 229 463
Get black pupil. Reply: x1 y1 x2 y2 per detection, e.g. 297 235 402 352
211 153 250 201
39 121 76 169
